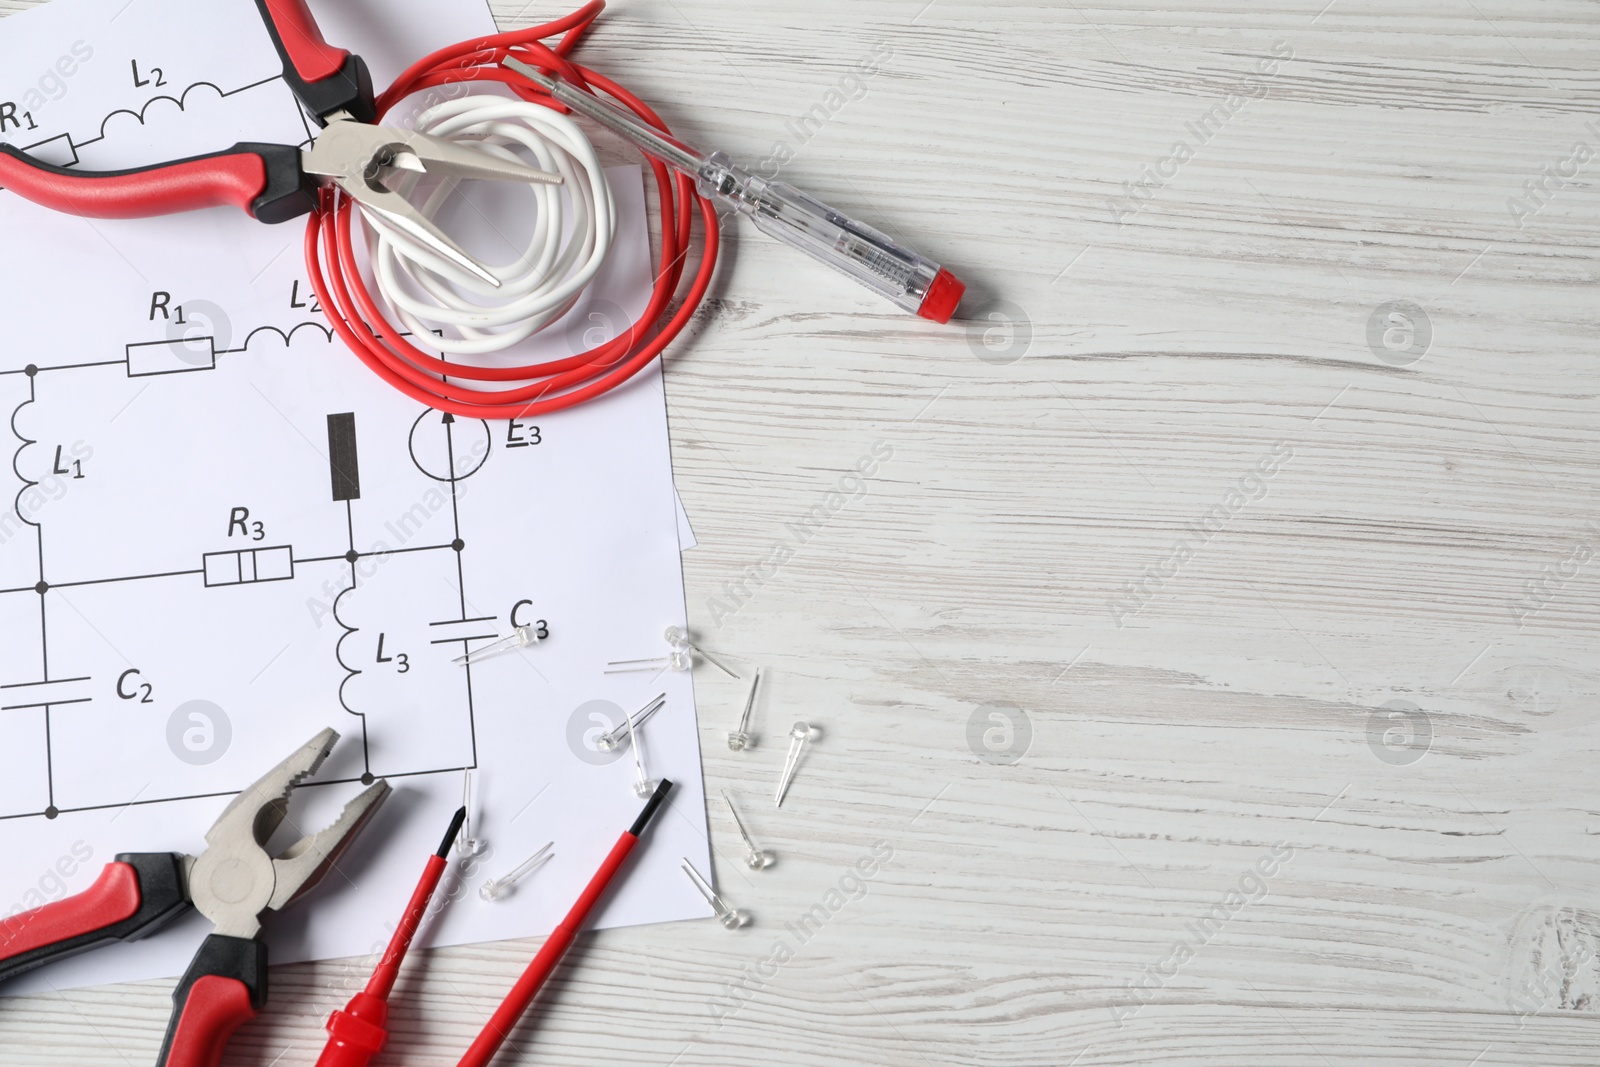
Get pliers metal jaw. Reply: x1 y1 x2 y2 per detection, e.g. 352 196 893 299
0 729 389 1067
302 115 560 287
188 727 389 939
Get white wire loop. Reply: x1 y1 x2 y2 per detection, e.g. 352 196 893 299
361 95 616 356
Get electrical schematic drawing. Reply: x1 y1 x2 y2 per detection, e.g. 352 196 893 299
0 316 526 822
0 51 558 826
0 3 713 987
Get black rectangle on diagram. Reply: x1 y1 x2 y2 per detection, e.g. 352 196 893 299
326 413 361 501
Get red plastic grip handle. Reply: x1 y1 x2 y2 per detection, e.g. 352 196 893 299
0 146 268 219
160 975 258 1067
0 862 142 964
317 991 390 1067
260 0 350 83
455 833 639 1067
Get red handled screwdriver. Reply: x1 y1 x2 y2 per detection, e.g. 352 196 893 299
316 806 468 1067
456 780 675 1067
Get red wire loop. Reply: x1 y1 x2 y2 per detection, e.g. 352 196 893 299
304 0 718 419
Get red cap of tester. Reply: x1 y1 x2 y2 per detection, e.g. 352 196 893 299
917 268 965 324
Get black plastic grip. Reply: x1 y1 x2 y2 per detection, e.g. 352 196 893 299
253 0 375 124
245 141 321 223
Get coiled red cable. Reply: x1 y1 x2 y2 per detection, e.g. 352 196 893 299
304 1 718 419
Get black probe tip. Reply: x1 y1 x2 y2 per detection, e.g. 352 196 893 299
437 805 468 858
629 779 674 837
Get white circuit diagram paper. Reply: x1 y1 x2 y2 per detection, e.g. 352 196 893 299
0 0 714 994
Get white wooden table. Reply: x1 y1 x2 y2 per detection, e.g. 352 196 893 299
3 0 1598 1064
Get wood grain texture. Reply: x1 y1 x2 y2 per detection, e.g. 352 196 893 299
3 0 1599 1064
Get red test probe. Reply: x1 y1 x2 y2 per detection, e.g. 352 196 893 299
316 806 468 1067
455 779 674 1067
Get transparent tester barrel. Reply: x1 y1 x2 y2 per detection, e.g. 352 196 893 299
697 152 963 323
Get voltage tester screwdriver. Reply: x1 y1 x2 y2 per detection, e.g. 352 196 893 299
504 57 966 325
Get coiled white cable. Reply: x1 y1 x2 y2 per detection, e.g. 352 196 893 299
360 95 616 356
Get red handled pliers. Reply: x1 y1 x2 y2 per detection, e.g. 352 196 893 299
0 0 558 285
0 729 389 1067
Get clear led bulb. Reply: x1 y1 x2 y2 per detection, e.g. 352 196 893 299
724 791 774 870
682 860 749 929
595 694 666 752
727 668 762 751
455 769 486 859
775 721 813 807
480 842 553 902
